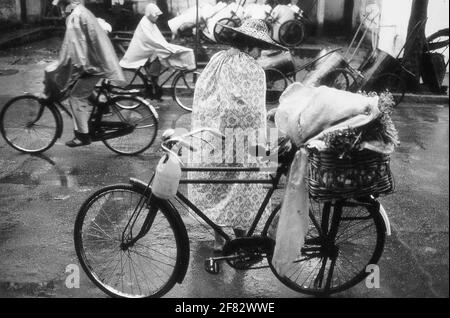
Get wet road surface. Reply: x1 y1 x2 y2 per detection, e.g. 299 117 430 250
0 38 448 298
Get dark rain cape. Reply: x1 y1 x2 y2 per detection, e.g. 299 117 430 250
44 4 124 99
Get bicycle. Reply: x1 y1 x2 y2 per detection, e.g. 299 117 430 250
324 52 411 107
74 127 391 297
122 59 202 112
270 8 311 49
0 79 159 155
263 48 354 103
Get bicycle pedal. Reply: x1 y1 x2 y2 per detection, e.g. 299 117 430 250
204 258 220 275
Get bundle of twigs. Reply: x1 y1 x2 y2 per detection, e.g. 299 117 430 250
322 92 400 159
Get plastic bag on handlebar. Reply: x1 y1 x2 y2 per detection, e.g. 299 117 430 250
152 153 182 199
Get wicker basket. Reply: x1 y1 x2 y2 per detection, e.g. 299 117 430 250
307 149 394 202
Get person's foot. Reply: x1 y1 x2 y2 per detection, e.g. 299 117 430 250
65 137 91 147
66 132 91 147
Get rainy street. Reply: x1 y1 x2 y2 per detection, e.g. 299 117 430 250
0 37 448 298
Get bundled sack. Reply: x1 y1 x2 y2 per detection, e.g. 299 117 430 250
272 83 398 276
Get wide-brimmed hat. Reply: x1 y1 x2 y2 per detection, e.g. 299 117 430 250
219 19 288 51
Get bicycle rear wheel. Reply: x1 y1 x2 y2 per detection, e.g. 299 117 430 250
266 198 386 296
213 18 240 43
74 184 182 298
265 68 288 104
172 70 202 112
101 97 158 155
0 95 59 154
122 68 149 94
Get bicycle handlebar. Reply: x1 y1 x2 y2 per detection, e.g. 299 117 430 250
160 128 226 161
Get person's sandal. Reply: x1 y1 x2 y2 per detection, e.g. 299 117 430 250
66 132 91 148
65 137 91 148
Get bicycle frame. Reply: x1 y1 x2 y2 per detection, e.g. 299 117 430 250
47 80 149 140
175 165 285 241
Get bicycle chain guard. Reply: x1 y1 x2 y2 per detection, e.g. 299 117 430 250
223 236 275 270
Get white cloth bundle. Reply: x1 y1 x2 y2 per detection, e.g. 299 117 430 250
243 3 272 20
272 83 384 276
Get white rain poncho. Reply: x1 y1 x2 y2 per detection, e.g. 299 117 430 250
120 4 196 71
272 83 390 276
44 4 125 97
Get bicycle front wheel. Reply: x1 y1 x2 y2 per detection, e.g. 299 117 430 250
266 198 386 296
172 70 202 112
0 95 59 154
101 97 158 155
74 184 182 298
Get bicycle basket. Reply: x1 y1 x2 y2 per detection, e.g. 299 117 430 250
307 149 394 202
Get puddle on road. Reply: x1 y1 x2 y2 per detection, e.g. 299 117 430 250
0 210 20 245
0 155 74 189
0 280 57 297
0 69 19 76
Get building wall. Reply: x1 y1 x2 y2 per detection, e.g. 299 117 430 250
0 0 20 25
26 0 45 23
0 0 46 26
378 0 449 63
324 0 345 22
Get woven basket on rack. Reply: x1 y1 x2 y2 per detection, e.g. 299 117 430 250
307 149 394 202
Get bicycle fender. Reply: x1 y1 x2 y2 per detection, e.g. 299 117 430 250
135 97 159 121
108 95 159 121
377 203 392 236
48 102 64 139
129 178 190 284
368 196 391 236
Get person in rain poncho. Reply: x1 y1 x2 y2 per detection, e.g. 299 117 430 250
44 0 125 147
188 19 287 251
120 3 196 101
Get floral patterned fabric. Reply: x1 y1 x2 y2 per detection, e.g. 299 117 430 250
188 48 270 230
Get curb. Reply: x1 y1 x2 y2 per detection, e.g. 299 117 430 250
402 93 449 105
0 26 63 50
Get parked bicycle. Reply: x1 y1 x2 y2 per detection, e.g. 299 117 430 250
263 48 353 103
268 8 310 49
0 79 159 155
324 50 412 107
323 20 435 106
74 127 392 297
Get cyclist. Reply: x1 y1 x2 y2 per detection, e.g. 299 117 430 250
44 0 125 147
119 3 195 101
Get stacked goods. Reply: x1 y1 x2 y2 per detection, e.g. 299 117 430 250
307 92 399 201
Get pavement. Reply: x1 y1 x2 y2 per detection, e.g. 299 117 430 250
0 37 448 298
